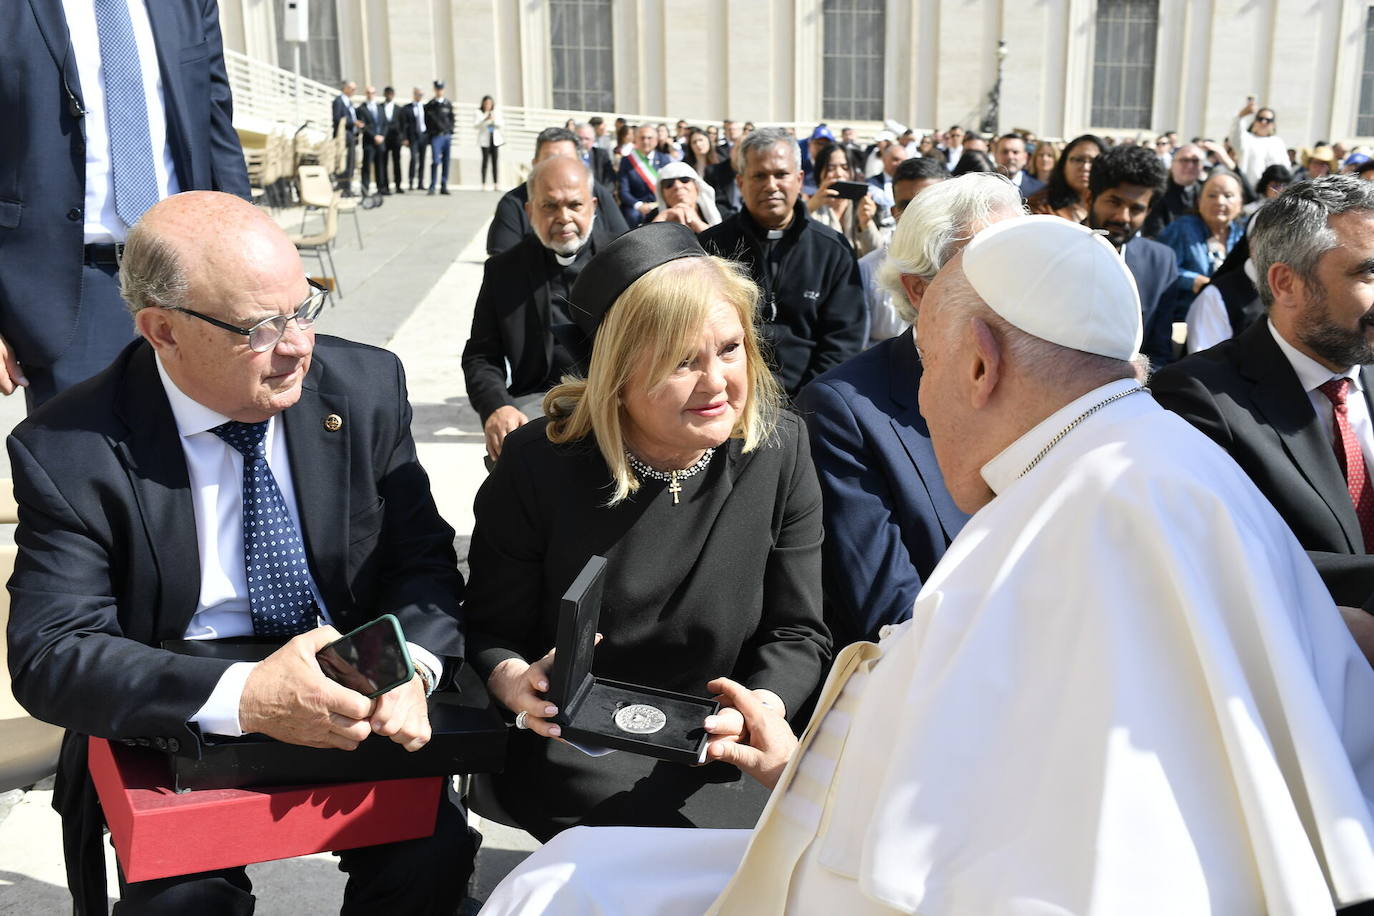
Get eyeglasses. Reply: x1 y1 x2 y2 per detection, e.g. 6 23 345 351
1174 156 1203 164
1254 116 1275 124
1067 155 1097 165
661 176 695 188
164 278 329 352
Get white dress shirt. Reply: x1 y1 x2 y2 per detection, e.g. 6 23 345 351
155 358 442 735
1184 259 1260 354
61 0 181 244
1268 319 1374 475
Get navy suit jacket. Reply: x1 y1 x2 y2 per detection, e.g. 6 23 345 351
616 150 672 226
796 331 969 645
1123 235 1180 369
1015 171 1046 198
0 0 250 369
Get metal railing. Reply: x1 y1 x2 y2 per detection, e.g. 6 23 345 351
225 48 338 134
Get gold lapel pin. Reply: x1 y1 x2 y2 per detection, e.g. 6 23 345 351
323 414 343 432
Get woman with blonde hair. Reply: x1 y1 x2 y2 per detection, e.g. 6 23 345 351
1029 139 1060 185
464 222 830 840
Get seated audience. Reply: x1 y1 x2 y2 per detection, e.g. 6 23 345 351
463 223 830 840
1299 145 1336 181
866 140 910 210
463 158 623 461
858 156 950 346
1157 168 1245 319
575 121 615 187
806 142 882 258
619 124 674 227
646 161 722 232
994 133 1045 198
1084 144 1180 369
1028 138 1060 185
485 215 1374 915
486 127 626 256
6 192 476 912
1027 133 1105 223
798 174 1023 646
681 127 720 179
1244 163 1292 217
1141 142 1205 238
700 128 866 397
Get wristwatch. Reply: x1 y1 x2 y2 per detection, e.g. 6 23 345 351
414 659 438 697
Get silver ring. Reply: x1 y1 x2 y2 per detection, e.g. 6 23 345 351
514 710 530 730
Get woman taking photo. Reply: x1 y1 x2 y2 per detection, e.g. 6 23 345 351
464 223 830 840
806 141 881 257
473 95 504 190
1027 134 1104 223
1157 169 1246 319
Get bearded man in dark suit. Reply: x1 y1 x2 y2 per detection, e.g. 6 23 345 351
6 192 476 914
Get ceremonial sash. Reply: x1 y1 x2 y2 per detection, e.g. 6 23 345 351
629 150 659 190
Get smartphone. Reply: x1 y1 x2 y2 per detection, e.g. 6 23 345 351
831 180 870 200
316 614 415 698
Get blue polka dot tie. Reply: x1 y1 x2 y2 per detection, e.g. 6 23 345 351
93 0 161 228
212 420 317 638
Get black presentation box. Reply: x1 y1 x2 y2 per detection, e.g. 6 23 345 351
159 639 507 792
547 556 718 765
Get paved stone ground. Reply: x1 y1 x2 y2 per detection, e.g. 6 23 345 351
0 184 541 913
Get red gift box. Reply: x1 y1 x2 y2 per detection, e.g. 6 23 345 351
88 737 443 883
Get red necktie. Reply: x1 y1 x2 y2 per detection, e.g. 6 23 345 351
1317 377 1374 552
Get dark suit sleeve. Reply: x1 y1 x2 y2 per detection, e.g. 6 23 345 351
486 194 527 256
5 436 232 745
617 158 642 227
461 257 519 421
1150 367 1374 606
371 356 466 664
738 417 830 718
202 0 249 198
595 182 629 236
803 248 866 387
462 433 546 679
797 379 926 642
1142 247 1180 369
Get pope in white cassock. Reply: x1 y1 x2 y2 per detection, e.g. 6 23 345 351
483 215 1374 915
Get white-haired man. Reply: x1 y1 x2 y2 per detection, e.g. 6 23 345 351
796 173 1020 646
483 216 1374 915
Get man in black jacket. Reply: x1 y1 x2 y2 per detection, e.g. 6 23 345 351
464 157 621 460
699 128 865 396
398 87 429 190
424 80 454 195
1141 143 1205 238
1151 176 1374 612
485 128 627 256
7 192 476 912
332 80 361 192
380 86 404 193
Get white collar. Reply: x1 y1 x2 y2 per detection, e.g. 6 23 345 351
766 229 784 240
980 378 1143 495
1266 319 1361 396
155 353 234 438
554 252 577 267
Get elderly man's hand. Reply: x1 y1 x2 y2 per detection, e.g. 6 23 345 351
484 405 528 461
703 677 797 789
368 673 431 751
0 332 29 395
239 627 373 750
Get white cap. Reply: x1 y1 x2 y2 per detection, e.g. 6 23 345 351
961 215 1142 360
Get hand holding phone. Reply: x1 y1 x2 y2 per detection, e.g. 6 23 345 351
831 180 871 201
316 614 415 699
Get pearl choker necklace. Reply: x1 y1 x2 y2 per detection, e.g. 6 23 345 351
626 448 715 505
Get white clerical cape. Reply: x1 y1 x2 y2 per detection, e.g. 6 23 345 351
483 380 1374 915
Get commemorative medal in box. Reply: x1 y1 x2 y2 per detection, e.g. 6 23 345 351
548 555 718 765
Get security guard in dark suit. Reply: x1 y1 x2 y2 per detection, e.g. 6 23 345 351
424 81 456 195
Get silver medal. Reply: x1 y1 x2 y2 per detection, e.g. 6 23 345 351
613 703 667 735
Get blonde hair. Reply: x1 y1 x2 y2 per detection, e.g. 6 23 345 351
544 255 781 505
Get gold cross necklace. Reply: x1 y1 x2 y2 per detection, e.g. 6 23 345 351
626 448 716 505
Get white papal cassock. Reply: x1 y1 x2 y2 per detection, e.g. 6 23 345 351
483 380 1374 916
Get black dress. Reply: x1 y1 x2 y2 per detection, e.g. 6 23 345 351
465 411 830 840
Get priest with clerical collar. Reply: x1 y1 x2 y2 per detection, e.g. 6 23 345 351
482 215 1374 916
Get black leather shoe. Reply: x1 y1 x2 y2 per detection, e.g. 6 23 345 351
428 187 437 196
440 187 451 195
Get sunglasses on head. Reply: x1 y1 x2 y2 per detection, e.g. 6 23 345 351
661 176 695 188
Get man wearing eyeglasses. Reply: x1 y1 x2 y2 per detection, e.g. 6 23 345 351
5 191 477 913
1142 142 1206 239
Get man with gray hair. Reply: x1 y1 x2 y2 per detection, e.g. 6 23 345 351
1153 174 1374 615
464 156 617 460
700 127 865 396
483 214 1374 914
796 173 1020 645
